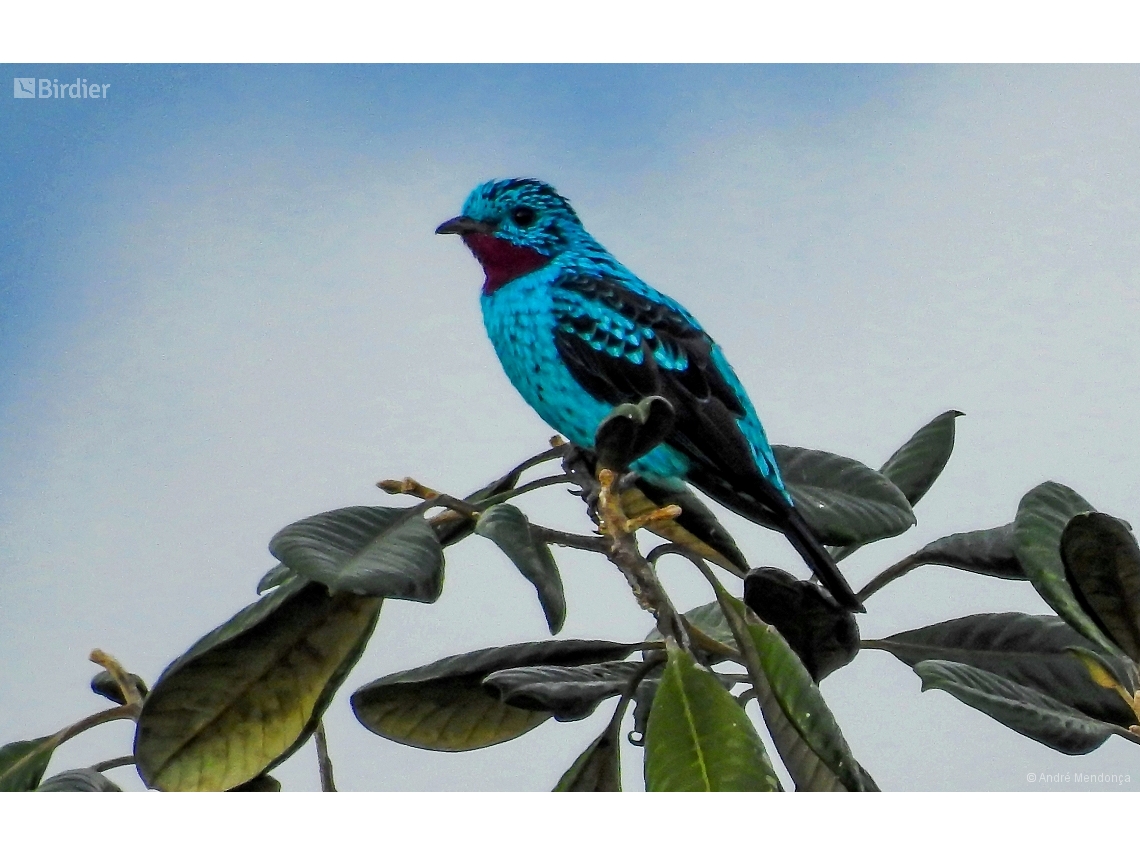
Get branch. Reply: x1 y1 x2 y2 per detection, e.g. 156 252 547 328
594 468 689 648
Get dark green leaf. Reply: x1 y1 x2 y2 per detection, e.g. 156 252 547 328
595 397 676 472
256 563 296 594
832 411 963 561
915 659 1119 755
1061 513 1140 663
228 774 282 792
553 720 623 792
0 737 56 792
91 669 149 706
866 613 1136 726
627 477 749 573
351 640 639 752
773 446 915 547
434 471 523 548
743 566 860 681
36 768 122 792
270 506 444 602
644 644 781 792
135 580 382 791
909 524 1025 580
714 587 875 791
484 660 644 721
475 504 566 634
881 410 963 507
646 600 736 653
1014 482 1115 653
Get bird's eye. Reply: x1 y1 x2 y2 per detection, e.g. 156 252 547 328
511 207 536 227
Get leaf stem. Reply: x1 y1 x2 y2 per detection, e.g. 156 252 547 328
92 755 136 773
53 703 141 747
474 474 575 508
314 719 336 792
857 554 921 603
645 543 747 580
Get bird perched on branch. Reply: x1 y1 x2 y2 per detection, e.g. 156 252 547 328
437 179 863 612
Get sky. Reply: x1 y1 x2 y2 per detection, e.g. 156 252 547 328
2 64 1140 792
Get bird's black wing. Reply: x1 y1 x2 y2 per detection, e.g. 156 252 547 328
551 273 865 612
550 273 782 513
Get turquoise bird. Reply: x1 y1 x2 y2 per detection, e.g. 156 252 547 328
437 179 863 612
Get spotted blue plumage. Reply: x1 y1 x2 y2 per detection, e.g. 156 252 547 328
437 178 863 611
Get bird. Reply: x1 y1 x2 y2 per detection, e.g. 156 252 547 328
436 178 864 612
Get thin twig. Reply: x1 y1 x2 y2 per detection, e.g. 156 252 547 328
532 525 611 554
503 445 567 483
473 474 575 508
92 755 136 773
314 720 336 792
645 543 748 580
857 555 921 603
378 478 481 516
53 703 141 745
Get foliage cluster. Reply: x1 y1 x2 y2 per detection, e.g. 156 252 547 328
4 402 1140 791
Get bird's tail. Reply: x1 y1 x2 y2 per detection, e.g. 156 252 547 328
779 503 865 613
684 467 865 613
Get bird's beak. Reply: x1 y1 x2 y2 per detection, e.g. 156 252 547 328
435 216 494 236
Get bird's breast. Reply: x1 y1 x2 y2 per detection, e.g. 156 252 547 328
481 276 609 449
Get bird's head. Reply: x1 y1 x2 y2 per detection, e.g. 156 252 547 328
436 178 584 294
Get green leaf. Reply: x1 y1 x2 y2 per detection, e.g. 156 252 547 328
36 768 122 792
256 563 296 594
435 470 523 548
644 644 781 792
743 567 860 682
712 586 874 792
135 580 382 791
914 659 1119 755
1061 512 1140 663
907 524 1025 580
270 506 444 602
553 720 623 792
91 669 149 706
881 410 963 507
351 640 638 752
832 411 963 561
773 446 915 547
0 737 56 792
475 504 566 634
1014 482 1116 653
645 601 736 659
484 661 644 721
228 774 282 791
595 396 676 472
866 613 1136 727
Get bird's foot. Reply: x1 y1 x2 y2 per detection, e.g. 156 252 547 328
622 503 682 534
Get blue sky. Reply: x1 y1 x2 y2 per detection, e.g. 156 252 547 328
0 65 915 412
3 64 1140 792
